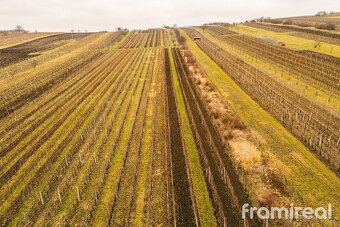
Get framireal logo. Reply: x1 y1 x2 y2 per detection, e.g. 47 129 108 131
242 203 333 220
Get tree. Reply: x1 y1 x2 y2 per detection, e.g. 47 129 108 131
15 25 25 32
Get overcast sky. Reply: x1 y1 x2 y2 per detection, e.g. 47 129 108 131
0 0 339 32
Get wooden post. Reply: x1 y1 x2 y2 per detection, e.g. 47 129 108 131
39 191 44 205
319 134 323 147
57 188 62 203
95 189 98 203
76 187 80 202
65 155 69 167
94 152 98 164
79 153 83 164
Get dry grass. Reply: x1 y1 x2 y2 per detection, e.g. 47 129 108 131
181 45 291 208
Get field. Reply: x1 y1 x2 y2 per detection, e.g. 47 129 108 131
277 15 340 29
0 23 339 226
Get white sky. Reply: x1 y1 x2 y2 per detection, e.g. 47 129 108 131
0 0 339 32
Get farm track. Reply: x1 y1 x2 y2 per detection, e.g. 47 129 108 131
0 48 139 224
164 48 197 227
206 26 340 95
185 28 340 173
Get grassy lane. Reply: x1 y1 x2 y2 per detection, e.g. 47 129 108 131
181 29 340 218
168 48 217 227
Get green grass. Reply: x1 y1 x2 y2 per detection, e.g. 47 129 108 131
180 29 340 220
230 24 340 58
168 48 217 227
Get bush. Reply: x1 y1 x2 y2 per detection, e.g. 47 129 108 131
297 22 311 27
266 19 283 24
316 22 336 30
283 19 293 25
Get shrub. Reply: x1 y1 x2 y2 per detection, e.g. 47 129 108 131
283 19 293 25
297 22 311 27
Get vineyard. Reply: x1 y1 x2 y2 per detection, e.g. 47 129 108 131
0 33 90 68
0 21 339 226
206 26 339 96
185 27 340 173
244 22 340 45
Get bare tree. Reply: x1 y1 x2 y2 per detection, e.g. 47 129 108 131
15 25 25 33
